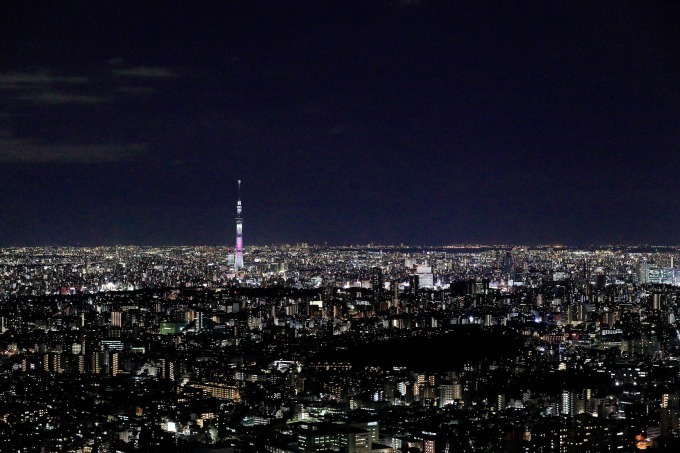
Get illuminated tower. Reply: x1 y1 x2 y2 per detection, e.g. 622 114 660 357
235 180 244 270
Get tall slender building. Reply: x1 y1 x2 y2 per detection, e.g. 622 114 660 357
235 180 244 270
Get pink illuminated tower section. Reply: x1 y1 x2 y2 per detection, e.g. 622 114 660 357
235 180 244 270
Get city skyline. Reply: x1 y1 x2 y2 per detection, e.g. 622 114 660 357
1 1 679 246
2 243 680 450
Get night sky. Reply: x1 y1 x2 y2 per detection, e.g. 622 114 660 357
1 1 679 246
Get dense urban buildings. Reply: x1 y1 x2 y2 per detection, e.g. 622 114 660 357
2 243 680 451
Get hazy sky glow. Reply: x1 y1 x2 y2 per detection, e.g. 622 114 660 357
1 1 679 246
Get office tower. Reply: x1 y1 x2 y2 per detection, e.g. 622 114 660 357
439 383 456 406
560 390 575 416
409 274 419 297
661 393 680 435
594 268 606 290
111 352 120 376
370 267 384 303
235 180 244 270
503 251 513 275
195 310 207 331
416 265 434 288
91 351 104 374
391 279 399 308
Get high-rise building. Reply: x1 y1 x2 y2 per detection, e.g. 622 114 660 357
416 266 434 288
235 180 244 271
661 393 680 435
111 311 122 327
371 267 384 303
438 380 462 406
195 310 207 331
408 275 419 297
503 251 513 275
560 390 575 416
91 351 104 374
391 279 399 308
111 352 120 376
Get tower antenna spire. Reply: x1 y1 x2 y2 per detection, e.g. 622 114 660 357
235 180 244 271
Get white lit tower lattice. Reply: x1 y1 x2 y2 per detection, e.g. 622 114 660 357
235 180 244 270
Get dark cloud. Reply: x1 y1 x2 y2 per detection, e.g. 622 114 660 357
0 72 88 89
16 91 109 104
0 134 147 163
0 66 179 104
112 67 178 78
0 65 177 164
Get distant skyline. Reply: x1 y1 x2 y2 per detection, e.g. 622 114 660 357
1 1 679 246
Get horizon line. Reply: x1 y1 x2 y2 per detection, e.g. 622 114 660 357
0 242 679 250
